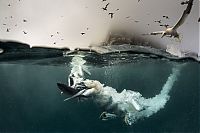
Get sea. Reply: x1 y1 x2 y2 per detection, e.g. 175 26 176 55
0 50 199 133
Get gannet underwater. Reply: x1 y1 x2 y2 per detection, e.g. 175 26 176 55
0 0 199 132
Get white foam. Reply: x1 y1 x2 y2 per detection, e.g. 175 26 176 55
0 48 3 54
69 56 184 125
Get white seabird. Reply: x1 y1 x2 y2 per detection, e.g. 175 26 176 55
143 0 194 39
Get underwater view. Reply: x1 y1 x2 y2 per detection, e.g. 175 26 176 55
0 41 199 132
0 0 199 132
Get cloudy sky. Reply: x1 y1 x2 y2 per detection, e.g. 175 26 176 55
0 0 199 54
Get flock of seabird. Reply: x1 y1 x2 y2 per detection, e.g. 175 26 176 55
2 2 28 35
1 0 197 45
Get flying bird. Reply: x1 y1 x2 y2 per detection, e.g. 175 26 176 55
23 31 27 34
102 0 106 2
116 9 119 11
126 16 131 19
198 18 200 22
6 28 10 32
8 4 11 7
181 1 190 5
160 24 170 28
154 20 162 23
50 35 53 37
142 0 194 39
108 13 114 19
102 3 109 11
81 32 86 35
3 24 6 26
23 19 27 22
163 15 169 19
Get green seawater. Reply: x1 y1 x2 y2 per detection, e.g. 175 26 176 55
0 55 199 132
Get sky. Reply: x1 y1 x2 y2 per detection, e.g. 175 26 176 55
0 0 199 54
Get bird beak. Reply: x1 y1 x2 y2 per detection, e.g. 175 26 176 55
161 33 165 38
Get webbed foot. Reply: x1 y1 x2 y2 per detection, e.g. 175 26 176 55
99 112 117 121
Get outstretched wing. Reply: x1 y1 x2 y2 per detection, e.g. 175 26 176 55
57 83 79 95
173 0 193 30
142 31 164 36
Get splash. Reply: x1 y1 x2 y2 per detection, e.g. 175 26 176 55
68 56 184 125
166 44 184 57
68 56 91 86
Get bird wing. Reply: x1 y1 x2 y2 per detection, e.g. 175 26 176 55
106 3 109 7
172 0 193 30
142 31 164 36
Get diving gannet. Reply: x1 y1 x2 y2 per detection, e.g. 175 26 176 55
143 0 193 39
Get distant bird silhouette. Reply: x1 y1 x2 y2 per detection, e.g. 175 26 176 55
23 31 27 34
181 1 190 5
102 3 109 11
3 24 6 26
160 24 169 28
6 28 10 32
23 19 27 22
102 0 106 1
53 42 56 45
57 32 59 34
10 16 13 19
86 28 89 30
163 15 169 19
50 35 53 37
134 20 139 23
126 16 131 19
142 0 194 39
8 4 11 7
116 9 119 11
81 32 86 35
198 18 200 22
108 12 114 19
154 20 162 23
